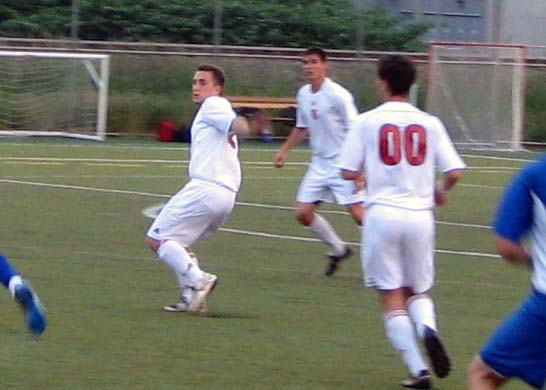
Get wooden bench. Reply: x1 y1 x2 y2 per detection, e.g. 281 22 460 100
227 96 297 110
226 96 297 140
227 96 297 124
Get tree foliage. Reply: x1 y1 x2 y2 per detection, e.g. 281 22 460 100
0 0 430 51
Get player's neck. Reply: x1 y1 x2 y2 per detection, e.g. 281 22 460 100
310 77 326 93
385 94 409 103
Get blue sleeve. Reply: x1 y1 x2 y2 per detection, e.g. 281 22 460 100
493 167 534 243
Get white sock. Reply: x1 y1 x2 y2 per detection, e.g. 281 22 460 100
183 250 200 300
173 254 199 292
8 275 23 297
307 213 345 255
408 294 437 339
157 240 204 288
182 287 194 304
384 310 428 376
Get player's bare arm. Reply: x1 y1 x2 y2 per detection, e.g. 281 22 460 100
353 171 367 191
495 237 533 268
273 127 308 168
230 116 255 137
341 169 360 181
435 169 464 207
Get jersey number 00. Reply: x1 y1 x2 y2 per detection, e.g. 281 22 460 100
379 124 426 166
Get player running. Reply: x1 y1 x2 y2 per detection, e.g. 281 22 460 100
338 54 465 389
273 47 364 277
468 154 546 390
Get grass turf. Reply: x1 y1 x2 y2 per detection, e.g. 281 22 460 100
0 138 540 389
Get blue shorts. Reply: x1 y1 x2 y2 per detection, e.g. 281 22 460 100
480 288 546 389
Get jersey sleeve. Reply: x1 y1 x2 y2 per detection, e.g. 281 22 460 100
200 96 236 134
338 116 365 172
295 88 308 129
493 167 534 243
333 89 358 132
434 118 466 172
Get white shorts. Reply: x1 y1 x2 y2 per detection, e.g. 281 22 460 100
146 179 236 247
296 157 364 205
362 204 435 293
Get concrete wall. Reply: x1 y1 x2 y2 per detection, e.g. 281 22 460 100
373 0 546 46
500 0 546 45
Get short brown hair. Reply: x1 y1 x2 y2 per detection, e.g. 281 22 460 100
377 55 416 96
197 64 226 90
304 47 327 62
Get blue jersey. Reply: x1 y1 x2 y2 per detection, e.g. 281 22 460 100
493 154 546 294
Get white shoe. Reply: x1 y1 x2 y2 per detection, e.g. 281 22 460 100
163 299 208 313
189 273 218 313
163 301 190 312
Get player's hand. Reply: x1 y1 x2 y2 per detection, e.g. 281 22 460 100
273 151 286 168
434 182 448 207
354 172 367 192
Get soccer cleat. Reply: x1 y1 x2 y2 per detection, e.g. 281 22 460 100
163 299 207 314
189 273 218 313
325 246 353 276
13 280 47 336
424 326 451 378
163 301 190 312
400 370 432 389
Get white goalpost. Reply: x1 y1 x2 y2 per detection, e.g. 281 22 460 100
0 51 110 141
427 42 527 151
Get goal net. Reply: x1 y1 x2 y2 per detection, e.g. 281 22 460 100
427 42 527 151
0 51 110 141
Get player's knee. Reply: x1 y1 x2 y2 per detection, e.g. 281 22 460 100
296 210 313 226
146 237 160 252
348 204 364 226
352 211 363 226
467 355 496 389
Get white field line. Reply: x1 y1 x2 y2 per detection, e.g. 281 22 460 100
0 147 527 263
0 178 170 198
6 244 508 290
0 179 499 260
0 156 310 166
0 156 531 171
461 154 536 163
0 142 541 159
0 143 313 153
219 227 499 259
466 166 520 171
0 177 491 230
459 183 503 189
0 174 299 179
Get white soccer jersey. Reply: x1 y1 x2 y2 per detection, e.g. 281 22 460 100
295 78 358 159
338 101 466 210
189 96 240 192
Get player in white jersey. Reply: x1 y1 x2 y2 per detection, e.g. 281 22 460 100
468 154 546 390
146 64 254 314
338 55 466 389
273 48 364 277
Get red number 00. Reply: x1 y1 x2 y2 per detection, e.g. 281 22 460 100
379 124 426 166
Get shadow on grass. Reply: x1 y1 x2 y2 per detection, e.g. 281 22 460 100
203 311 258 320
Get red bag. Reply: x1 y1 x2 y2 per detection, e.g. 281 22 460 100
157 119 177 142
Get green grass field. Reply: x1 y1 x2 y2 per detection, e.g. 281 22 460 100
0 138 541 389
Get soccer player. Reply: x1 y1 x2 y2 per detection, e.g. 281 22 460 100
146 64 254 314
467 155 546 390
273 47 364 277
338 54 465 389
0 253 46 335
